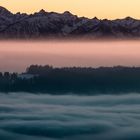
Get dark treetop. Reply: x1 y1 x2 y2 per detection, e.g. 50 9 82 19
1 65 140 94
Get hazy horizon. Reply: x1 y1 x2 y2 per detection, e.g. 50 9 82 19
1 40 140 72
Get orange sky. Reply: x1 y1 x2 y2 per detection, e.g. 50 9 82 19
0 0 140 19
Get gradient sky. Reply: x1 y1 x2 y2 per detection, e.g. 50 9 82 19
0 0 140 19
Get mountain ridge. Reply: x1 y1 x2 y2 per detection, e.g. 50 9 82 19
0 6 140 39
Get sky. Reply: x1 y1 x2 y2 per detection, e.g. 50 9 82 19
0 0 140 19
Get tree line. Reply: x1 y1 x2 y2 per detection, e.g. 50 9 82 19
1 65 140 93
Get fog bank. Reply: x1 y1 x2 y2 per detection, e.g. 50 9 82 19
0 93 140 140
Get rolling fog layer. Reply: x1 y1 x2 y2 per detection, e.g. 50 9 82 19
0 40 140 72
0 93 140 140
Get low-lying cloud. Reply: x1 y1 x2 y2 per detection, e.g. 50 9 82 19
0 93 140 140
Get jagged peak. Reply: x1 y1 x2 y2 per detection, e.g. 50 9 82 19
63 11 73 16
33 9 48 16
0 6 12 15
16 12 21 15
62 11 78 20
124 16 136 21
102 18 109 21
92 17 99 20
0 6 8 11
39 9 47 14
93 17 98 19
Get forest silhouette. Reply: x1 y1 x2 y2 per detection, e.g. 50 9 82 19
0 65 140 93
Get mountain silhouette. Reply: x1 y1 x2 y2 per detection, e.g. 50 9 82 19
0 6 140 39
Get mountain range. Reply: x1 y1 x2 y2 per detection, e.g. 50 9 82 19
0 6 140 39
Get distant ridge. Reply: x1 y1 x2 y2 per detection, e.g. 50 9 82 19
1 65 140 93
0 6 140 39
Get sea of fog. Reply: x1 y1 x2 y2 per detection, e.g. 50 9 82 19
0 92 140 140
1 40 140 72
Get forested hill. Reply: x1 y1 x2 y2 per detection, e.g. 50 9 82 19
1 65 140 93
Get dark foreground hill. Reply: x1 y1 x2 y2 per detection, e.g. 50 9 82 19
0 6 140 39
1 65 140 94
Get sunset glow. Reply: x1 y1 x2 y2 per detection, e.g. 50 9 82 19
0 0 140 19
0 40 140 72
